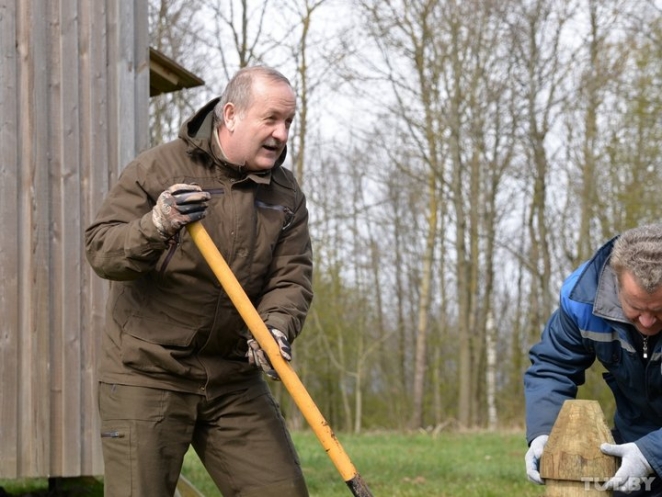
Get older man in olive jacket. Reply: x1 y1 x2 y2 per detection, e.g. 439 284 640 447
85 66 312 497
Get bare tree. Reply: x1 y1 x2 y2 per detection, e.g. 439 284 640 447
149 0 208 145
505 0 575 350
146 0 662 432
204 0 272 70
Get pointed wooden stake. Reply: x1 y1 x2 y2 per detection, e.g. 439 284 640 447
540 400 617 496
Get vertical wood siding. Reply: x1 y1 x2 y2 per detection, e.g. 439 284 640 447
0 0 149 478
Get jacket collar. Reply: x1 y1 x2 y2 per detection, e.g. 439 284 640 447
593 262 629 323
570 236 629 324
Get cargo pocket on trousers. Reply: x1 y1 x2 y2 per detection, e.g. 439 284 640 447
100 422 133 496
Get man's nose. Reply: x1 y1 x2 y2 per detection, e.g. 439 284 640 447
639 313 657 328
273 122 289 141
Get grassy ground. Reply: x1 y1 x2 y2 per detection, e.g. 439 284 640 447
181 430 542 497
1 430 542 497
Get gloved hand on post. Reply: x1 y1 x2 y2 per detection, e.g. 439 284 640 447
152 184 210 239
525 434 549 484
600 442 653 493
246 328 292 381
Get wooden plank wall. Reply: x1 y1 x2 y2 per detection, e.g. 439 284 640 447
0 0 149 478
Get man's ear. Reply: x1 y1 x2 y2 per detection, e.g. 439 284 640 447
223 103 236 132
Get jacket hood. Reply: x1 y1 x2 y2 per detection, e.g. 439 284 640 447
178 97 288 173
567 236 617 304
566 236 629 323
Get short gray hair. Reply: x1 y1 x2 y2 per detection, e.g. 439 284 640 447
610 224 662 293
213 66 292 128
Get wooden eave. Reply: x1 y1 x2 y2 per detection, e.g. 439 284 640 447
149 47 205 97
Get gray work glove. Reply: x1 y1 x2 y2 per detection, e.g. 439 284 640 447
525 434 549 485
600 442 653 493
246 328 291 381
152 184 210 239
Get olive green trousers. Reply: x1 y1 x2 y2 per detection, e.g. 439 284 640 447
98 381 308 497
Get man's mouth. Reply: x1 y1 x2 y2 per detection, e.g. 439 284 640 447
263 141 281 152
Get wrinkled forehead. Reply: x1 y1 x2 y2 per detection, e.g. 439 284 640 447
619 270 662 311
244 79 296 117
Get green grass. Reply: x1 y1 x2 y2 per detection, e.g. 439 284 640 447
1 431 543 497
182 430 543 497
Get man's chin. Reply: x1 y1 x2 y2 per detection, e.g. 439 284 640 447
250 157 278 171
245 162 276 172
636 327 662 336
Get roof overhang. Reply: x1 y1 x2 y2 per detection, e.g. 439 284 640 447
149 47 205 97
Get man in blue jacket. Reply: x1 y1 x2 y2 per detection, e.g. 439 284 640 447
525 224 662 496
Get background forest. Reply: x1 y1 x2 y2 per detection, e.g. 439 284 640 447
148 0 662 433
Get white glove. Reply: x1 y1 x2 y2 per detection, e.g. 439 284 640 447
600 442 653 493
246 328 291 381
525 434 549 484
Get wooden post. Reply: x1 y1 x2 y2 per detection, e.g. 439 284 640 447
540 400 618 496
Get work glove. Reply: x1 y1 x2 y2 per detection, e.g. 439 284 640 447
600 442 653 493
525 434 549 485
151 184 210 239
246 328 291 381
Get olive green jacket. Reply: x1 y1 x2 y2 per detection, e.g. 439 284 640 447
85 99 313 398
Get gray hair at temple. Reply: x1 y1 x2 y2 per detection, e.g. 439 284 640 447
213 66 293 129
610 224 662 293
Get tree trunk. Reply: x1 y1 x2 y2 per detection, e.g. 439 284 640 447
485 311 497 430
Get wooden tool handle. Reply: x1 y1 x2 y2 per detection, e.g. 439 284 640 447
186 222 374 497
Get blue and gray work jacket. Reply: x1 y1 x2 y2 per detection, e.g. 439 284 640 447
524 237 662 476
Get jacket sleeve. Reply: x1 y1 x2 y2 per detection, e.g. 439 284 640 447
636 430 662 476
524 299 596 444
85 160 170 281
256 188 313 342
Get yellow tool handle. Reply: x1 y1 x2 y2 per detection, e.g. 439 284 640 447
186 222 374 497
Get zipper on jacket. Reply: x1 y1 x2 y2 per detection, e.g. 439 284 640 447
159 232 180 276
255 200 294 230
281 206 294 230
101 431 125 438
158 187 222 277
204 187 224 195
